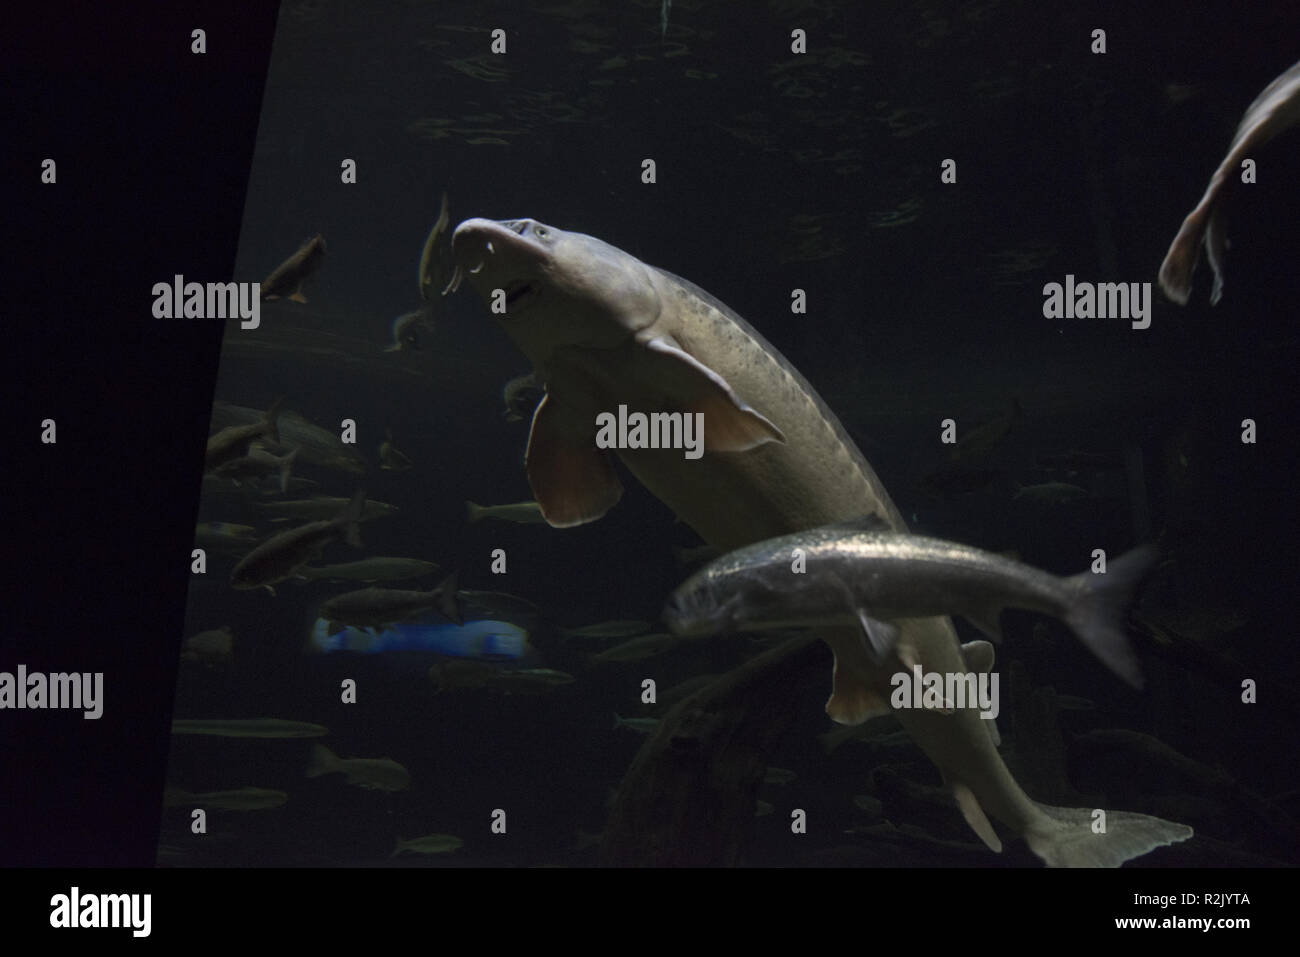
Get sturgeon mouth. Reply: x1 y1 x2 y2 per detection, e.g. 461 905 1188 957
502 279 538 311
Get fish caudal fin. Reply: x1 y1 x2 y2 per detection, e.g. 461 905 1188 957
1063 544 1159 688
306 744 339 779
465 501 481 524
338 490 366 548
278 447 300 493
289 286 308 304
435 571 462 625
262 396 285 446
1024 802 1193 868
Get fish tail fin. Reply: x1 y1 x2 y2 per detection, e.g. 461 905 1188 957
1063 544 1160 688
436 571 462 625
262 396 285 446
306 744 338 779
465 501 481 524
1157 206 1211 305
289 287 308 304
1023 802 1192 867
391 837 406 858
339 490 366 548
278 447 300 493
612 713 623 730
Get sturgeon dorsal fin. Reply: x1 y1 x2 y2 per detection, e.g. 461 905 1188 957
638 336 786 451
526 394 623 527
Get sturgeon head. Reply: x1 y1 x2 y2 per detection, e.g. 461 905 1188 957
451 217 784 527
450 218 663 365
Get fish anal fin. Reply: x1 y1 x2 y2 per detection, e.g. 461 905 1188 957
289 286 308 304
526 394 623 527
948 780 1003 853
640 336 785 451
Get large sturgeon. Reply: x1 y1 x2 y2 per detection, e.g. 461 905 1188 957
450 216 1191 866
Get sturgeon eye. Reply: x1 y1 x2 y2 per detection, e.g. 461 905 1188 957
535 226 548 238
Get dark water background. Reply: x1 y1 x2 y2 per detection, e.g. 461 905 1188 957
161 0 1300 867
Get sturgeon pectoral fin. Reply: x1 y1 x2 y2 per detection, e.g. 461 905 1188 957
526 394 623 527
947 780 1003 853
824 628 890 726
640 337 785 451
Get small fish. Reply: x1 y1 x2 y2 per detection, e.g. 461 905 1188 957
392 833 463 856
163 786 287 811
563 620 652 640
385 308 431 353
1159 59 1300 304
212 446 300 493
852 794 884 817
419 192 453 301
487 668 575 694
194 522 259 555
231 490 366 592
459 589 542 622
319 574 462 633
171 718 328 738
612 713 660 734
378 427 414 471
663 517 1158 688
917 464 1006 499
655 673 719 710
465 500 547 525
429 658 500 692
589 632 681 663
180 626 234 667
306 744 410 792
211 402 366 475
258 495 396 524
205 397 284 471
262 234 326 303
501 371 546 422
1013 482 1090 505
764 767 797 786
1034 449 1123 472
295 557 439 584
948 398 1021 464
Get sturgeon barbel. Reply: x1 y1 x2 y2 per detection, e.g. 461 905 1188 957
450 215 1191 866
664 519 1156 688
